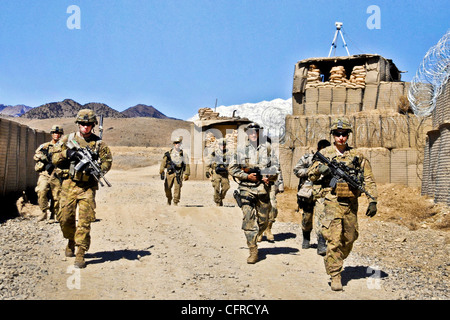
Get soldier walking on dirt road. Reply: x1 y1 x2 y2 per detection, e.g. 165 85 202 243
160 136 190 206
229 123 278 264
308 118 378 291
52 109 112 268
205 138 231 206
34 125 64 223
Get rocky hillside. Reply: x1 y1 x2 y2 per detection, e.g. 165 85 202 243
0 104 32 117
121 104 172 119
20 99 126 119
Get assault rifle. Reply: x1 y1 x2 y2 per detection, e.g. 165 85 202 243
67 139 112 187
41 148 55 174
242 166 262 182
313 151 375 200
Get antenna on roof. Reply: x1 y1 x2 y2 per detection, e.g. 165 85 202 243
214 98 218 112
328 22 350 57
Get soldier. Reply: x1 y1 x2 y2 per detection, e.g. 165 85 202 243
160 136 190 206
52 109 112 269
205 138 231 206
258 153 284 242
33 125 64 223
293 139 330 254
308 118 378 291
229 123 278 264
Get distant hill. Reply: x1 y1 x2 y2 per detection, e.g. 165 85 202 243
0 104 32 117
121 104 172 119
20 99 126 119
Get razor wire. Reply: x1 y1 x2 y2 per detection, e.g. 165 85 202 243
408 29 450 116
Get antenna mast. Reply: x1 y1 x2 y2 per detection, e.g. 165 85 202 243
328 22 350 57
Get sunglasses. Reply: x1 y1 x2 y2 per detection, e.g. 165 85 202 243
333 131 349 137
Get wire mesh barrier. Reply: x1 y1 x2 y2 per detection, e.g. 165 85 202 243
0 118 50 207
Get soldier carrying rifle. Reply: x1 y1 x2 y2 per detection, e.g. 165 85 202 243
52 109 113 269
308 117 378 291
229 123 278 264
33 124 64 223
159 136 190 206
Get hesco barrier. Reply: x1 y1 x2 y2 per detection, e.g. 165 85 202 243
0 118 50 207
421 81 450 206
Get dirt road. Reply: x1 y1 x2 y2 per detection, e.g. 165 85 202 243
32 164 401 301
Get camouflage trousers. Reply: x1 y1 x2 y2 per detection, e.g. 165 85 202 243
58 179 96 251
35 172 62 219
268 184 278 223
211 173 230 204
164 173 183 204
321 197 359 277
238 183 272 247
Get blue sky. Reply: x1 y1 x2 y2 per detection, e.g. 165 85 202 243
0 0 448 119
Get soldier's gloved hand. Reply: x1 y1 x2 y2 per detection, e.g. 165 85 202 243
366 202 377 217
205 172 211 179
44 163 54 174
317 164 331 176
160 172 165 180
278 183 284 193
184 175 189 181
66 149 81 161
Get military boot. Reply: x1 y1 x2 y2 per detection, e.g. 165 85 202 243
257 233 263 242
167 199 171 205
317 233 327 256
74 247 86 269
264 222 274 242
247 246 258 264
65 240 75 257
331 274 343 291
302 230 311 249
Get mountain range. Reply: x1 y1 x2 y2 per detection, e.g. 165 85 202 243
0 104 33 117
0 99 172 119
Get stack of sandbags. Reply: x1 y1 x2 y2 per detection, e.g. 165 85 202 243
329 66 347 85
307 64 321 82
348 65 366 88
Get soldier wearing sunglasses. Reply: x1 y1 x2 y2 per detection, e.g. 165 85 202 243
308 117 378 291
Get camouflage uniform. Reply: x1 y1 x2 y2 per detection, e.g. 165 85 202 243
293 140 330 254
205 140 231 206
52 110 112 267
293 151 315 235
160 138 190 205
308 122 378 289
33 125 64 222
229 123 277 263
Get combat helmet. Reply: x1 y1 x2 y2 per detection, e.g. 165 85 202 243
330 117 352 133
172 136 183 144
75 109 98 125
244 122 263 132
50 125 64 134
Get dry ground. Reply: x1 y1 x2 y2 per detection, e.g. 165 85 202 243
9 146 446 303
3 117 449 306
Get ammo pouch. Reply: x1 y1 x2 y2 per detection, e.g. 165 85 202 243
35 161 45 172
69 162 90 182
297 181 313 200
335 180 359 198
